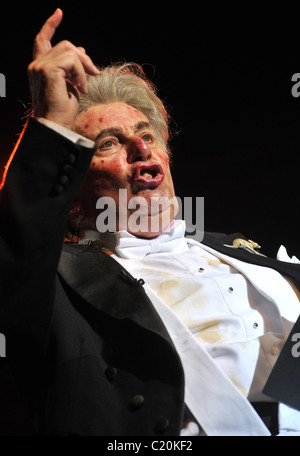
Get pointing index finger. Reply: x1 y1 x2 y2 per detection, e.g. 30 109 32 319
33 8 63 59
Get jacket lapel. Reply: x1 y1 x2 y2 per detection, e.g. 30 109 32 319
58 243 176 344
197 232 300 288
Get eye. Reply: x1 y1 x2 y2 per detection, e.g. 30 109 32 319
102 140 114 148
141 133 154 143
98 138 118 151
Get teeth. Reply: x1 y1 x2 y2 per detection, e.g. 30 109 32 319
142 171 153 178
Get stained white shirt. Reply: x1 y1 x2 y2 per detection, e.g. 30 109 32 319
118 243 286 399
110 220 300 435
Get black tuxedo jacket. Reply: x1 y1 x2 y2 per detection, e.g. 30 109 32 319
0 119 300 435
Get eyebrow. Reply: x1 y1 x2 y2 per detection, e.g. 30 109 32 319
94 121 152 143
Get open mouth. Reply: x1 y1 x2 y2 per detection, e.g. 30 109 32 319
132 162 164 186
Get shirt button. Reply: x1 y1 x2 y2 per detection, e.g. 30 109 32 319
154 418 170 434
104 366 117 382
129 394 145 410
198 267 205 272
253 322 259 329
228 287 234 293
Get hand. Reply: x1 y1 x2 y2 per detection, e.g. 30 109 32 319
27 9 99 129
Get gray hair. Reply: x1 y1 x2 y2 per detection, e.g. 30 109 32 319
77 62 171 151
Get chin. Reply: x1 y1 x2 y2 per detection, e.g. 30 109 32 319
127 206 177 239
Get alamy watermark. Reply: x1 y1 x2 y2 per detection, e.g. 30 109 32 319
95 190 204 238
291 332 300 358
291 73 300 98
0 73 6 97
0 333 6 357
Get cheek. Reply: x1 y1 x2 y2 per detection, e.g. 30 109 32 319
160 153 170 165
161 157 172 178
161 161 175 194
108 158 122 171
88 157 127 189
103 151 129 172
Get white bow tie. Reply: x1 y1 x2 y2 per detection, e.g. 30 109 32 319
114 220 189 259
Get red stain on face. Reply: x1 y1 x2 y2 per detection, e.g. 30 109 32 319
84 124 89 129
99 117 103 123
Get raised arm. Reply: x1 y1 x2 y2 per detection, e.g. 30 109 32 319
0 10 97 351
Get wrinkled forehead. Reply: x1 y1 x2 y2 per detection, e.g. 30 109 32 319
72 102 151 141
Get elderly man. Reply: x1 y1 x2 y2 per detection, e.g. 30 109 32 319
1 9 300 436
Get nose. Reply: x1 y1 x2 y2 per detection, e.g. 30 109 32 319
127 136 152 163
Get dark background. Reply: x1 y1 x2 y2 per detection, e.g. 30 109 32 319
1 4 300 258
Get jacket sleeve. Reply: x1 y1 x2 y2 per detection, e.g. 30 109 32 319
0 118 94 361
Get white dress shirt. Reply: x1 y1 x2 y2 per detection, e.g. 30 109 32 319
111 220 300 435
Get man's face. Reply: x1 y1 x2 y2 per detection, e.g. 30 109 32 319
72 102 178 238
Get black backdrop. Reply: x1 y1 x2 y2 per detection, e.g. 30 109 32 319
1 4 300 258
